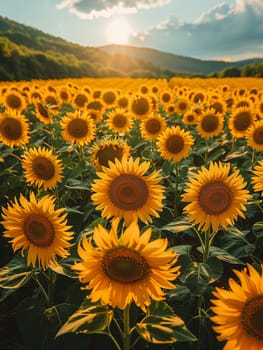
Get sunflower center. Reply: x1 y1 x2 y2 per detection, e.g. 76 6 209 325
24 214 55 247
162 93 171 103
113 114 127 128
102 247 150 284
97 145 123 167
74 94 88 107
253 126 263 145
0 117 22 140
234 112 251 131
187 115 194 122
68 118 88 138
211 102 223 113
242 295 263 341
37 103 49 119
178 102 187 111
199 181 233 215
201 115 219 132
32 156 55 180
165 135 184 154
146 119 161 134
6 94 22 109
103 91 116 105
132 98 150 116
109 174 148 210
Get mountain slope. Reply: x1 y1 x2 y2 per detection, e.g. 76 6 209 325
100 44 263 75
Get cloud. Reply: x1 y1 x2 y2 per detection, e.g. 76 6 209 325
130 0 263 60
57 0 169 19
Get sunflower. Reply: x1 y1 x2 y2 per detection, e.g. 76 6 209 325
91 157 165 225
87 109 103 124
1 89 26 112
182 162 251 232
116 94 130 110
71 89 89 110
72 219 180 311
196 108 224 138
21 147 63 190
61 110 96 146
106 108 133 134
0 109 30 147
175 97 190 115
228 107 256 138
251 160 263 196
57 86 72 105
210 263 263 350
140 113 167 140
1 192 73 270
90 139 131 170
160 90 173 105
101 89 118 107
156 126 194 163
33 100 53 124
130 94 153 119
245 120 263 152
182 110 198 126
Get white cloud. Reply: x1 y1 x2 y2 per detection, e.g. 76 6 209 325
130 0 263 60
57 0 169 19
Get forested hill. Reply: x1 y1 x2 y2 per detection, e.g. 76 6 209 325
0 15 263 81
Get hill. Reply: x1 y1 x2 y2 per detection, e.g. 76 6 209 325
0 15 262 81
100 44 263 75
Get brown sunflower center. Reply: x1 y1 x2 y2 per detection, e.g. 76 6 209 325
162 93 171 103
74 94 88 107
199 181 233 215
97 145 123 167
178 102 187 111
211 102 223 113
113 114 127 128
234 112 251 131
187 114 195 122
201 115 219 132
165 135 184 154
145 119 161 134
118 97 129 109
68 118 88 138
0 117 22 140
132 98 150 116
6 94 22 109
37 103 49 119
60 91 69 101
24 214 55 247
103 91 116 105
102 247 150 284
242 295 263 341
109 174 148 210
253 126 263 145
32 156 55 180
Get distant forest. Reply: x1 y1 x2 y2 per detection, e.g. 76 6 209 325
0 15 263 81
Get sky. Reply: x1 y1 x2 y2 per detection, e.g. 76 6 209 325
0 0 263 61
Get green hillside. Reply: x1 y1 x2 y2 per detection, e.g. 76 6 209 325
100 44 263 75
0 15 262 80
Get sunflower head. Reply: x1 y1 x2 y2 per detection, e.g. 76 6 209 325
130 94 153 119
1 192 73 269
196 108 224 138
246 120 263 151
71 89 89 110
0 109 30 147
91 157 165 225
61 110 96 146
210 263 263 349
106 108 132 134
2 89 26 112
251 160 263 196
21 147 64 190
228 106 256 138
72 219 180 311
156 125 194 163
140 113 167 140
182 161 251 232
90 139 131 170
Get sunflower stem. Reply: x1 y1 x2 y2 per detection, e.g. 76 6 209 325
33 275 49 305
47 269 56 307
202 228 211 263
123 304 131 350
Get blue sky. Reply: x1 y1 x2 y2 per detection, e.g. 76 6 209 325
0 0 263 61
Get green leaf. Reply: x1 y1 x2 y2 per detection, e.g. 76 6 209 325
209 246 244 264
136 301 197 344
0 254 33 301
56 300 113 337
161 220 194 233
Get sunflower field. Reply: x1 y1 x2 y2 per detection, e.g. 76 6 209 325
0 76 263 350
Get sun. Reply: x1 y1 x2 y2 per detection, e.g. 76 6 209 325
106 18 132 45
